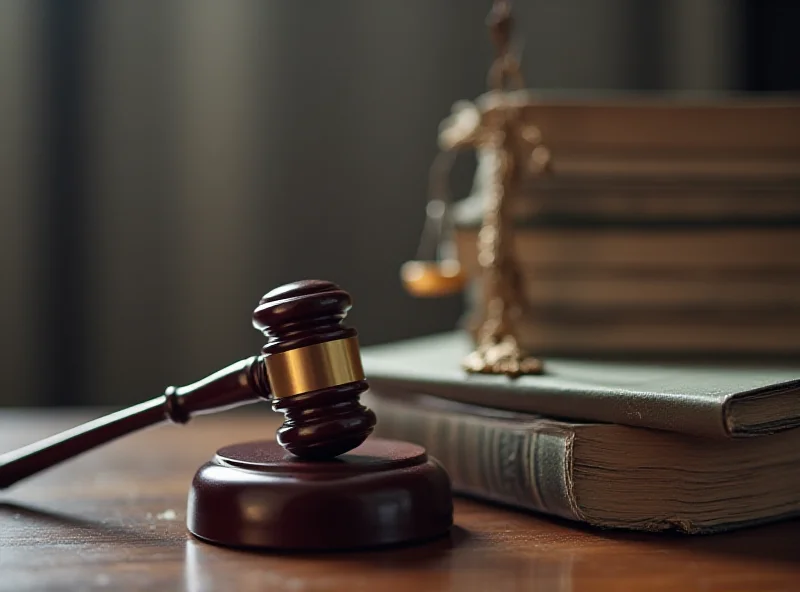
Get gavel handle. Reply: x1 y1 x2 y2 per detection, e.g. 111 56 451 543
0 355 269 490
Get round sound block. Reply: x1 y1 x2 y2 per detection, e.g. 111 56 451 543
186 438 453 550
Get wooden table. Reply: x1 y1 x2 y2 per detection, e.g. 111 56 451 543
1 410 798 591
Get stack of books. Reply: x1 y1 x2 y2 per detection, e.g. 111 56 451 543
361 332 800 534
367 96 800 533
452 94 800 357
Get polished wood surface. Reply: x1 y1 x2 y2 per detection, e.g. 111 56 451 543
1 410 799 591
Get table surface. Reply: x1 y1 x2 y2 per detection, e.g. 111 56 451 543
1 410 799 592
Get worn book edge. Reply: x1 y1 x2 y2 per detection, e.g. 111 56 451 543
366 389 584 523
367 389 800 534
362 332 800 438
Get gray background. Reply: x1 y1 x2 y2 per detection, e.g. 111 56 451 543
0 1 795 407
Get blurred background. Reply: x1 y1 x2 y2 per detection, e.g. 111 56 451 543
1 0 798 407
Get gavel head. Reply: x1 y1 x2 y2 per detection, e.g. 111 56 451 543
252 280 376 460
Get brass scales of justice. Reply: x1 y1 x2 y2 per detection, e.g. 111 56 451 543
401 0 552 377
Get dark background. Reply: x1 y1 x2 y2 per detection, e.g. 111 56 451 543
1 0 798 407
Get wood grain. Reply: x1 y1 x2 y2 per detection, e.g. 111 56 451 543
1 410 799 591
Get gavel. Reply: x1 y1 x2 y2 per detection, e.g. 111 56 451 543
0 279 453 550
0 279 377 490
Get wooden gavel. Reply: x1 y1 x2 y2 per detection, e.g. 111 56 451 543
0 280 377 490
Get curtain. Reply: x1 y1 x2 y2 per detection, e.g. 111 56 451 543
1 1 782 406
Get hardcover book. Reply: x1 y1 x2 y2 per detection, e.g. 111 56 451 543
361 332 800 439
443 93 800 359
366 388 800 534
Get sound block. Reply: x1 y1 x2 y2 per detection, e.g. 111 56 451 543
186 438 453 550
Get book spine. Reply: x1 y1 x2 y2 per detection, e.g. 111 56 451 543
367 393 584 523
455 228 800 273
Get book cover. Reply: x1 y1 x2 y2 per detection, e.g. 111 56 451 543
361 332 800 439
367 388 800 534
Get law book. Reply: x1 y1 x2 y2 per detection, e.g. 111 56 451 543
453 223 800 355
463 91 800 179
486 92 800 152
366 388 800 534
476 270 800 310
454 226 800 274
486 313 800 357
454 177 800 226
361 332 800 440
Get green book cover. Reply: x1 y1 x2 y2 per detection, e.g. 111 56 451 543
361 332 800 439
